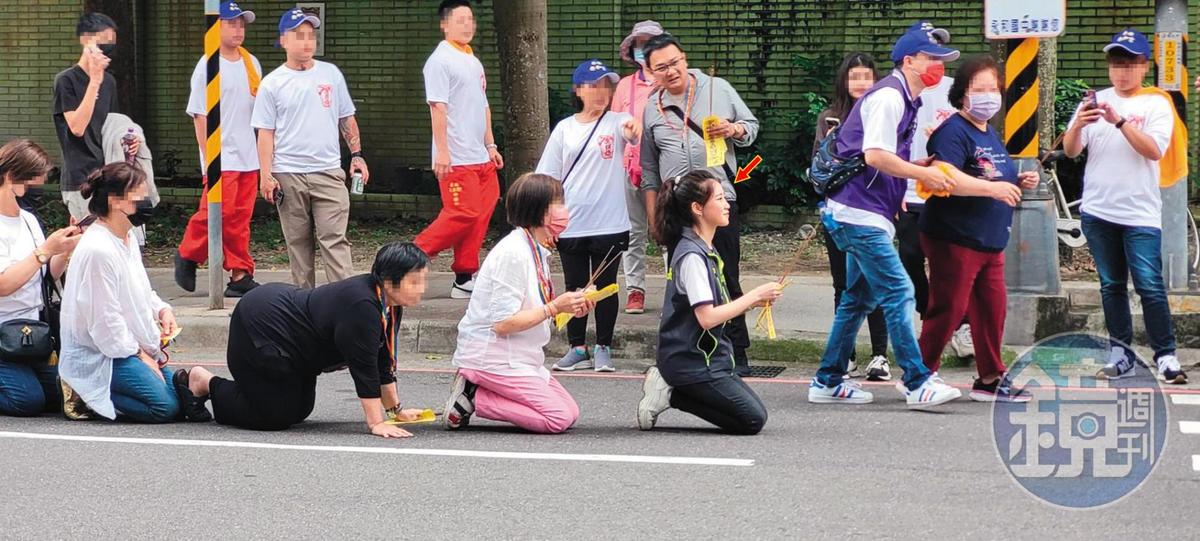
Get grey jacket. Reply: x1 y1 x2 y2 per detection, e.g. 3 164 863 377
101 113 159 207
638 70 759 200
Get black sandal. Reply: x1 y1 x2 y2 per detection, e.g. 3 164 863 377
173 369 213 423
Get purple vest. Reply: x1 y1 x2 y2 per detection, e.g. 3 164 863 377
830 74 921 219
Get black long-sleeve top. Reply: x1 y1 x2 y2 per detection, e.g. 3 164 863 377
231 274 398 398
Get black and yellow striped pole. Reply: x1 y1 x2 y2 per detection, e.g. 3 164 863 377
1001 35 1061 296
1004 38 1040 158
204 0 224 309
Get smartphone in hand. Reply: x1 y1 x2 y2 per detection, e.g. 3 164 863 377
76 214 98 232
1083 89 1098 111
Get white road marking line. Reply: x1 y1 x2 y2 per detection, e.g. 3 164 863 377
1179 421 1200 434
1171 395 1200 406
1194 456 1200 472
0 431 753 467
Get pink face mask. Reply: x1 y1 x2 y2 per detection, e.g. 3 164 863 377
545 206 570 240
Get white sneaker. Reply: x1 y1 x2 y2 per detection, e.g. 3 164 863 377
450 278 475 299
865 355 891 381
637 367 672 430
895 371 944 394
846 358 860 378
949 324 975 358
1156 354 1188 384
1097 346 1136 380
905 375 962 410
808 379 873 404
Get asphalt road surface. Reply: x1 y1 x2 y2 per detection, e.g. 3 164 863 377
0 365 1196 540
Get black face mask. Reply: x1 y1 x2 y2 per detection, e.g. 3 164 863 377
17 187 44 210
126 200 154 227
96 43 117 59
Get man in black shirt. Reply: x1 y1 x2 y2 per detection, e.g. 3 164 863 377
52 12 124 220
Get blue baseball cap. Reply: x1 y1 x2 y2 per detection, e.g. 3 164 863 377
572 59 620 86
219 1 256 23
1103 28 1151 58
891 27 960 64
907 20 950 44
278 6 320 35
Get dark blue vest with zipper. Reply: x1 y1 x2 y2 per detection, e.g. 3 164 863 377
656 229 734 387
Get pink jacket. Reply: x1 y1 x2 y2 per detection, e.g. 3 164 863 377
611 70 657 187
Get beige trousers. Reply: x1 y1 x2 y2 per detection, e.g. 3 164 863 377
273 169 353 288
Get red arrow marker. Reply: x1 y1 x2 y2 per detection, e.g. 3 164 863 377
734 155 762 184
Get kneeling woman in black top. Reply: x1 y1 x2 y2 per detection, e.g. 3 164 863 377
636 171 783 434
178 242 429 438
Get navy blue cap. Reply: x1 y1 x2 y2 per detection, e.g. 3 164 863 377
891 27 960 64
278 6 320 35
572 59 620 86
220 1 255 23
1103 28 1151 58
907 20 949 44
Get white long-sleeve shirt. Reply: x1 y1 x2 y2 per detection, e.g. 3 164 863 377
58 223 170 419
452 229 552 381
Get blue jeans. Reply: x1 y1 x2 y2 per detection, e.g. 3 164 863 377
1080 214 1176 359
0 360 60 416
111 356 179 423
817 213 930 390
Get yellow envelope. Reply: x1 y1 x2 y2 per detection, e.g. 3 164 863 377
554 283 620 331
160 326 183 347
384 408 438 425
916 164 953 199
702 116 727 168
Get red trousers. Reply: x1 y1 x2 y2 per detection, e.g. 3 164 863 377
918 234 1008 379
178 170 258 275
414 162 500 275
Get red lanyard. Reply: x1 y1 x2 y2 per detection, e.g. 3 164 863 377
656 74 696 141
523 229 555 305
376 285 400 373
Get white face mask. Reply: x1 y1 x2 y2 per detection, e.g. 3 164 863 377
966 92 1003 121
633 48 646 66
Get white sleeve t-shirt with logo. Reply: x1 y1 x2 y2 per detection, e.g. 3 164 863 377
251 60 356 174
1070 87 1174 229
0 211 46 322
186 54 263 174
423 41 491 167
535 112 633 239
907 76 955 206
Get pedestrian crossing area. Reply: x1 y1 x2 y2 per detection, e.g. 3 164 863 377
1170 394 1200 471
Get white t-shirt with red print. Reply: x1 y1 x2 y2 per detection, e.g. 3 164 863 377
424 41 491 167
535 112 634 239
907 76 956 206
251 60 356 173
1070 87 1174 228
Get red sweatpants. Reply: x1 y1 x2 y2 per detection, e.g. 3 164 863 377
414 162 500 275
178 170 258 275
918 234 1008 379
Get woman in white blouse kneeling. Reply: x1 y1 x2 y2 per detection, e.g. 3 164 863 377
59 163 185 423
442 173 594 434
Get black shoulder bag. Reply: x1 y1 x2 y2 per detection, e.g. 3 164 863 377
807 124 866 197
661 105 737 183
559 110 607 186
0 219 57 364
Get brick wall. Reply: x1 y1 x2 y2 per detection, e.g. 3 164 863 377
1 1 1196 186
0 0 88 165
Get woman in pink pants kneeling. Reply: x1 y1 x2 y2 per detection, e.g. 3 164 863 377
443 173 594 434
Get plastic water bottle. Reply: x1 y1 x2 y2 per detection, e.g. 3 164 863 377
121 128 138 165
350 172 365 195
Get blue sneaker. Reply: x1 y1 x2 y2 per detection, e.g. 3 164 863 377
808 379 873 404
553 347 593 371
593 345 615 372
